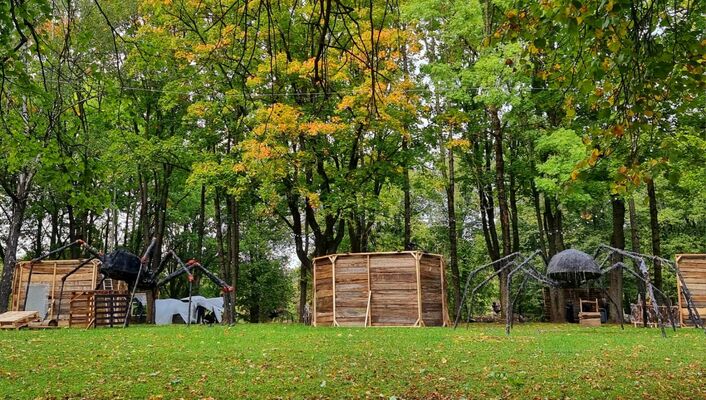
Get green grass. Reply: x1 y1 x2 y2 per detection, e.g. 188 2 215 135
0 323 704 399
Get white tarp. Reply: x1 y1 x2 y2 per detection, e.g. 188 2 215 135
154 296 224 325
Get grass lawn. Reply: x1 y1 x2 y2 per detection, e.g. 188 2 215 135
0 323 704 399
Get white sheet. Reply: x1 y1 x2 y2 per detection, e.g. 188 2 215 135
154 296 224 325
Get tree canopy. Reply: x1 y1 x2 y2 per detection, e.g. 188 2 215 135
0 0 704 321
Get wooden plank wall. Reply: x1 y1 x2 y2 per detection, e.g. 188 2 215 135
11 260 101 324
334 255 369 326
314 257 334 326
313 252 448 327
369 254 418 326
675 254 706 326
420 254 444 326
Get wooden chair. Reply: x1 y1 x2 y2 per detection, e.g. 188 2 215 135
578 298 601 327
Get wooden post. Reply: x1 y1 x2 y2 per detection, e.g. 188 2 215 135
364 290 372 327
13 264 23 311
49 262 57 319
329 255 338 327
312 258 317 327
91 262 97 290
366 254 371 327
414 252 424 327
675 255 684 327
440 256 450 326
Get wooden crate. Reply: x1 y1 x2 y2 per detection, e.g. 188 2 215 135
675 254 706 326
69 290 129 328
0 311 40 329
313 252 450 327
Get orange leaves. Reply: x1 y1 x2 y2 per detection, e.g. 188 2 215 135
302 121 345 137
253 103 302 139
447 139 471 151
242 140 274 160
588 149 601 167
611 124 624 137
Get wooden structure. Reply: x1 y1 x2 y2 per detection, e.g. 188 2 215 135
578 298 601 327
675 254 706 326
11 259 127 326
313 252 450 327
0 311 39 329
68 290 130 328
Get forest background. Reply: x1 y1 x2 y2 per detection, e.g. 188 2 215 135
0 0 704 323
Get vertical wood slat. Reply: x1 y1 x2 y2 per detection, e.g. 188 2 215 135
12 264 22 311
366 254 371 327
676 255 684 326
364 290 372 327
330 255 338 327
440 257 450 326
312 257 317 327
49 262 57 319
415 252 423 327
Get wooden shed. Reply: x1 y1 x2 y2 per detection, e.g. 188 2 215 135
675 254 706 326
11 259 127 326
313 252 450 327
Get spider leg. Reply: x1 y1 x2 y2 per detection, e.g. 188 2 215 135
453 252 521 329
599 245 706 333
595 280 624 330
54 256 98 321
466 259 518 328
621 267 678 332
23 240 92 311
505 250 547 335
187 261 233 293
510 273 532 329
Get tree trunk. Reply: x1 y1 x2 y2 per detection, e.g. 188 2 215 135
50 205 59 251
226 195 239 322
489 107 511 318
403 137 412 248
531 181 548 259
509 143 520 253
472 136 500 261
214 190 232 324
34 211 42 258
647 179 662 290
445 146 461 319
0 173 33 312
150 166 171 273
609 196 625 323
628 196 647 326
193 185 206 294
67 204 80 257
137 171 149 251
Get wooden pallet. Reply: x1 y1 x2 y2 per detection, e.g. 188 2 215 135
0 311 40 329
69 290 129 328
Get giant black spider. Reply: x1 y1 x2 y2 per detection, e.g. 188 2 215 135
454 245 704 337
22 238 233 326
